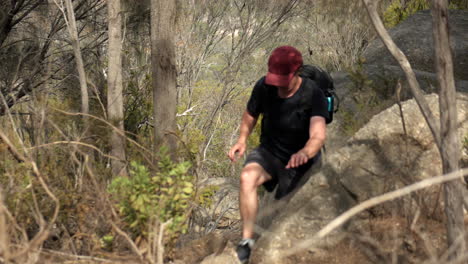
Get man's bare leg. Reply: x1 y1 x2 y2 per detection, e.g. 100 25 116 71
239 163 272 239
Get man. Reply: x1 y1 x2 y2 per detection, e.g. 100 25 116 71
228 46 328 263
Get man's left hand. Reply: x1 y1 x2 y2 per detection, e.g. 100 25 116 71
286 151 309 169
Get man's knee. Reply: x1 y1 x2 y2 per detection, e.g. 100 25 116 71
240 163 268 190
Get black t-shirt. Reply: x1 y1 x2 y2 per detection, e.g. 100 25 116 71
246 77 329 164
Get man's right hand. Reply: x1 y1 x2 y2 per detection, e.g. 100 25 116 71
228 142 247 162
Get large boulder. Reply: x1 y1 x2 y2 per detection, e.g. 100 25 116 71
327 66 468 152
358 65 468 98
249 162 355 264
331 93 468 203
363 10 468 80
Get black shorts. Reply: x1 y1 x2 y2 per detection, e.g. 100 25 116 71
244 146 322 200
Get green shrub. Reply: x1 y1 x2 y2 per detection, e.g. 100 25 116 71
384 0 429 28
384 0 468 28
196 185 219 208
108 149 194 242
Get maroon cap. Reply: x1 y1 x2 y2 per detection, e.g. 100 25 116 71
265 46 303 87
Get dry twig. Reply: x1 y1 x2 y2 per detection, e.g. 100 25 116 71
26 141 124 162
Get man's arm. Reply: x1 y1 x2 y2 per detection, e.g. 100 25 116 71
228 111 258 162
286 116 326 169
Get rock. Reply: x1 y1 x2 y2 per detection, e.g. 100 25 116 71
331 93 468 203
327 66 468 152
363 10 468 80
361 65 468 97
250 161 356 264
199 241 241 264
175 232 235 264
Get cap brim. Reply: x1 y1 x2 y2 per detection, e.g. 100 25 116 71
265 72 294 87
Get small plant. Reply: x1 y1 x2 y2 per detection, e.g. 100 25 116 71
384 0 430 28
196 185 219 208
384 0 468 28
108 148 194 243
100 234 114 250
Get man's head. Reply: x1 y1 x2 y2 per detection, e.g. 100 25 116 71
265 46 303 88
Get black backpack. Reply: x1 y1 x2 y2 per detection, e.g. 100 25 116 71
298 64 338 124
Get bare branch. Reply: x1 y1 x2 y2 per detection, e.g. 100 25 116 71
157 219 172 264
110 222 144 261
0 131 26 163
26 141 125 161
40 249 115 263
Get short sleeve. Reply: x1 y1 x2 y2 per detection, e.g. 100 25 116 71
246 77 265 117
307 83 329 120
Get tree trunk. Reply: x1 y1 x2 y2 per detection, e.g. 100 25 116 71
64 0 89 115
431 0 465 259
150 0 178 157
107 0 127 177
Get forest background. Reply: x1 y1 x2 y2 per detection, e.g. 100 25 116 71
0 0 467 263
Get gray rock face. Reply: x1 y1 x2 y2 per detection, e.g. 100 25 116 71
361 64 468 97
364 10 468 80
327 65 468 152
331 93 468 203
250 162 355 264
199 241 241 264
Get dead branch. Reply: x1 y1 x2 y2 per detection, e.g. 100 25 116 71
26 141 124 162
110 222 144 261
31 248 115 263
0 131 25 163
157 220 172 264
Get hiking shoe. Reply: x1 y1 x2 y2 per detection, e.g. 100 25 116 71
236 238 254 263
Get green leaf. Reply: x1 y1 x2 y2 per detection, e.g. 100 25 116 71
129 220 139 228
182 187 193 194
